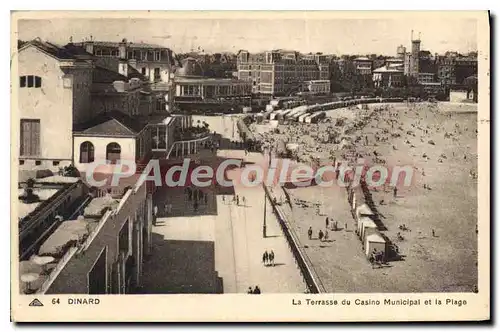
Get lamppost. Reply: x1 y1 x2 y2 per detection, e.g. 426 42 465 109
263 148 273 238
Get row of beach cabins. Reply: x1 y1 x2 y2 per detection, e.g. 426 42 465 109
347 183 389 265
262 97 405 125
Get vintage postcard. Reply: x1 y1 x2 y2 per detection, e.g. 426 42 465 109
10 11 490 322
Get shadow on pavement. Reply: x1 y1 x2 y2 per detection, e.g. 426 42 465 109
140 233 223 294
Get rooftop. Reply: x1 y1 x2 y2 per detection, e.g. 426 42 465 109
19 189 132 294
75 40 167 50
73 110 147 137
365 233 386 243
94 57 146 81
38 217 100 257
19 39 89 61
18 188 59 221
83 195 120 217
373 66 403 73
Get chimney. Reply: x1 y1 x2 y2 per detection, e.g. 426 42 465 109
84 35 94 54
119 38 127 60
118 60 128 78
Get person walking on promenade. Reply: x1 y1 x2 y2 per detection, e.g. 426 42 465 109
153 205 158 225
253 286 261 294
324 229 329 242
262 251 269 266
325 217 329 229
247 287 253 294
236 195 240 206
393 187 398 198
318 230 324 242
204 193 208 205
269 250 275 267
222 195 225 203
164 203 169 216
242 196 246 206
308 226 313 240
168 203 173 214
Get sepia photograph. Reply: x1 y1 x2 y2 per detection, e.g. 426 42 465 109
10 10 490 322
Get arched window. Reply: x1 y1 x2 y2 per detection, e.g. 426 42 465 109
106 142 121 164
80 141 95 163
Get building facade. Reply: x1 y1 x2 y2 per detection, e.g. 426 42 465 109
436 54 478 87
353 57 373 75
18 40 94 171
174 77 252 100
76 38 176 112
72 111 152 175
304 80 331 94
418 72 436 84
237 50 330 96
34 181 153 294
372 65 404 88
409 37 421 77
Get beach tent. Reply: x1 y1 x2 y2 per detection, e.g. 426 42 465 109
365 232 387 258
356 203 375 220
351 187 366 210
359 216 378 242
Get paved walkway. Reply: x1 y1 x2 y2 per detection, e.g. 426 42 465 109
142 149 305 294
214 150 305 293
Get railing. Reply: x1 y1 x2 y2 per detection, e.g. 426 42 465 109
37 246 79 294
165 135 211 159
263 185 326 293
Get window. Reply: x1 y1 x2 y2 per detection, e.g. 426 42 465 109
141 67 147 76
20 119 40 156
20 75 42 88
106 142 121 164
52 160 60 166
141 51 147 61
154 68 160 80
35 160 41 166
80 141 95 163
155 51 160 61
19 160 24 165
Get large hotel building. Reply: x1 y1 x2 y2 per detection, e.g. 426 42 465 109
236 50 330 96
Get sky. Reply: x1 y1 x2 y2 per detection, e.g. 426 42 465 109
17 15 478 56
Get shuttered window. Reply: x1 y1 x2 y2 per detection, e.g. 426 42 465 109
19 75 42 88
20 119 40 156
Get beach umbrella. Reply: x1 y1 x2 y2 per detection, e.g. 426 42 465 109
31 255 55 266
20 273 40 293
